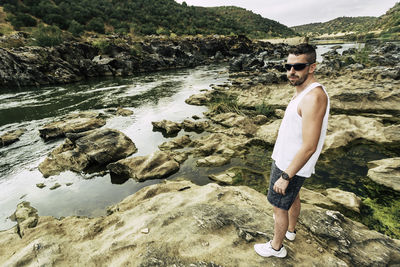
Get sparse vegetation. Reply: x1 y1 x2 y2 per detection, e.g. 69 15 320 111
31 24 63 47
207 93 243 115
255 101 274 117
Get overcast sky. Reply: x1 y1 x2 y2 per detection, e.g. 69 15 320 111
174 0 399 27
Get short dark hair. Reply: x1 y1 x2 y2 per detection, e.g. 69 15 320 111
288 43 316 63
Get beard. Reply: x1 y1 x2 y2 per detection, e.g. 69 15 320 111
288 73 308 86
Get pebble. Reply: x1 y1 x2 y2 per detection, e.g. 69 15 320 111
141 228 149 234
36 183 46 189
202 241 209 247
306 239 312 244
50 183 61 190
317 247 324 253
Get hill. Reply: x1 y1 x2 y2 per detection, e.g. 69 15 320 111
209 6 296 38
291 2 400 39
291 16 377 36
0 0 296 38
375 2 400 37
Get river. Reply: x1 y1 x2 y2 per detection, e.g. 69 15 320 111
0 64 230 230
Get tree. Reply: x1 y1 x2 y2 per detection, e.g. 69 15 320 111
86 17 105 34
68 20 84 37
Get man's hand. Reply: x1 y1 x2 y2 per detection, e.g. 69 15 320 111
273 177 289 195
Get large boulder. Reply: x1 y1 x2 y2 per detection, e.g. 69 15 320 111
107 151 180 182
0 181 399 266
323 115 398 152
367 157 400 192
39 112 106 140
38 128 137 177
0 128 26 147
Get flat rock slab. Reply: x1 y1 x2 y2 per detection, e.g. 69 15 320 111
0 128 26 147
39 128 137 177
107 151 180 182
39 112 106 140
367 157 400 192
1 181 399 266
325 188 362 213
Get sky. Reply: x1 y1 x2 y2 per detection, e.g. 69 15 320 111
174 0 399 27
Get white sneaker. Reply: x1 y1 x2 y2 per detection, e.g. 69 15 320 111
285 230 296 241
254 241 287 258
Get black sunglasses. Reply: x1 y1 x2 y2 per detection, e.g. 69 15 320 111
284 63 314 71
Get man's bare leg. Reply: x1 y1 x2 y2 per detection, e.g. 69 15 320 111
271 206 288 250
288 193 300 232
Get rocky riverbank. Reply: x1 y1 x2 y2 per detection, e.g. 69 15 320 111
1 39 400 265
0 34 287 88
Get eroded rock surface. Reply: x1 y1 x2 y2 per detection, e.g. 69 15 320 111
39 128 137 177
152 119 182 136
367 157 400 192
0 181 399 266
107 151 180 182
0 128 26 147
39 111 106 140
325 188 362 213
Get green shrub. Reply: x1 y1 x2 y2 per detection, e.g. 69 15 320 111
9 13 37 30
92 39 111 54
86 18 105 34
31 24 63 47
255 101 274 117
130 43 143 56
68 20 84 37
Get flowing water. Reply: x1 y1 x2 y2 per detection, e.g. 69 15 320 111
0 64 229 230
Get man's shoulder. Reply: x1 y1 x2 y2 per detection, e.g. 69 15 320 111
304 86 328 103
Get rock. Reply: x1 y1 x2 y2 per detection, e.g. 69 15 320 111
300 207 400 266
152 120 182 136
209 170 236 185
107 151 180 182
255 119 281 144
325 188 362 213
159 135 192 151
209 112 258 137
116 107 133 116
192 133 247 159
36 183 46 189
39 128 137 177
1 181 399 266
197 155 230 167
141 228 150 234
252 115 268 125
182 119 210 133
11 201 38 237
185 92 211 106
39 112 106 140
331 45 343 50
0 128 26 147
50 183 61 190
323 115 399 152
367 157 400 192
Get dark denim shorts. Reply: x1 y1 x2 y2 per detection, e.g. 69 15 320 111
267 161 306 210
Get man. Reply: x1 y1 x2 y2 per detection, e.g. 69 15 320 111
254 43 330 258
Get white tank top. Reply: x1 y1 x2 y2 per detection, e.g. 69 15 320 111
271 82 330 177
